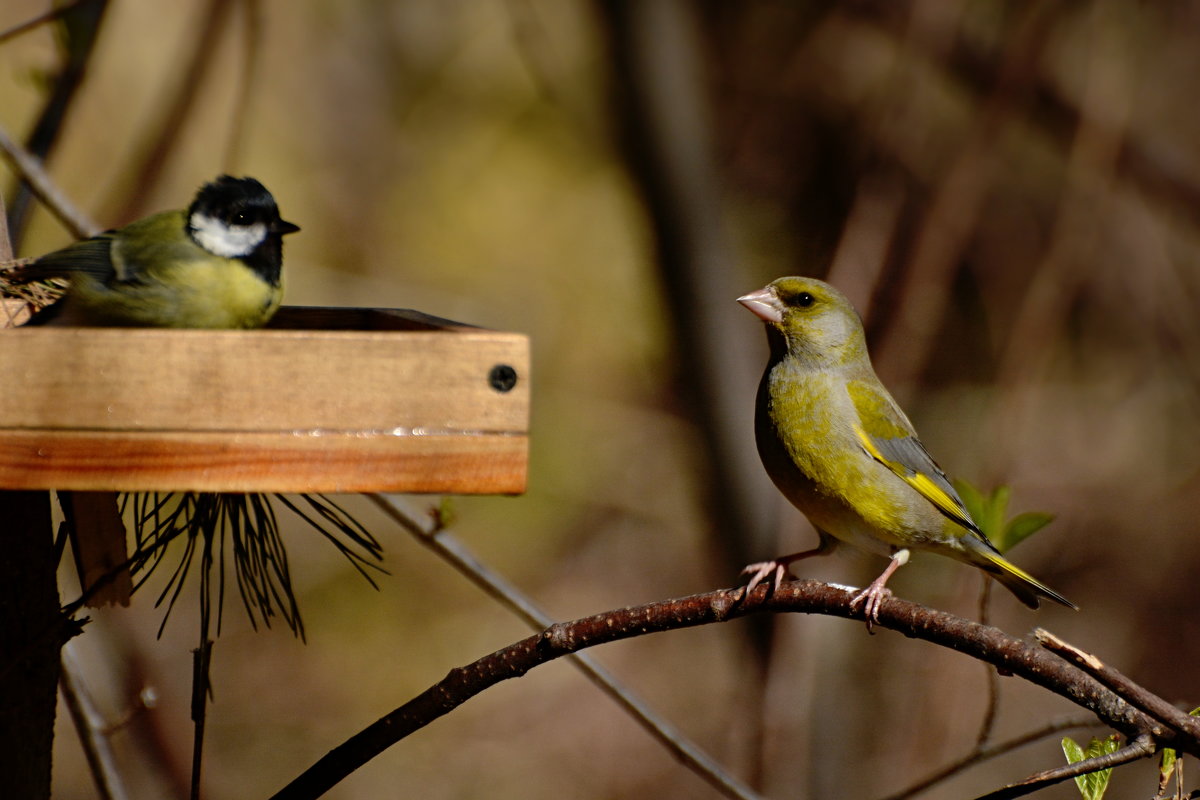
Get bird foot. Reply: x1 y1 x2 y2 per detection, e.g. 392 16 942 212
848 549 908 633
740 560 792 599
738 544 834 601
849 583 892 634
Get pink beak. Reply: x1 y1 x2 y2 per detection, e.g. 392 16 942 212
737 286 783 324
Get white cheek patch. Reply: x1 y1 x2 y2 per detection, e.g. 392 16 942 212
189 211 268 258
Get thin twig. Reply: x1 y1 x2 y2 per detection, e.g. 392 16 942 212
872 2 1062 395
367 494 762 800
972 733 1156 800
222 0 263 168
5 0 108 249
189 639 213 800
595 0 775 585
0 123 98 238
984 2 1137 482
60 645 130 800
975 578 1000 747
0 178 9 262
112 0 235 221
876 715 1099 800
0 0 88 44
824 170 906 318
597 3 777 777
1036 629 1200 741
1 509 192 690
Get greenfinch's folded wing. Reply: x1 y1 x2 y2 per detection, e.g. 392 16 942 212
847 379 987 541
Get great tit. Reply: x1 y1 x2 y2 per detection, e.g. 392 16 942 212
20 175 298 328
16 175 298 606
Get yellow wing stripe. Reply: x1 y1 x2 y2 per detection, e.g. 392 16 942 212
854 424 975 531
853 422 886 460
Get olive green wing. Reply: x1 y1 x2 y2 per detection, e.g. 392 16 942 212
17 233 119 283
105 210 203 283
847 379 986 540
17 212 189 286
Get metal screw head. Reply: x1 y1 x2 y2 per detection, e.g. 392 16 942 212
488 364 518 393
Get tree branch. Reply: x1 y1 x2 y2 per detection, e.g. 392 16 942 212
973 733 1156 800
876 715 1100 800
368 494 762 800
1036 629 1200 742
60 645 130 800
269 581 1197 800
0 0 90 44
111 0 236 222
0 123 98 239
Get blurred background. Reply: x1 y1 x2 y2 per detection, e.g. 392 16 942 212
4 1 1200 798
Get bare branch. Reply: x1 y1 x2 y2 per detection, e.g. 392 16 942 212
975 578 1000 746
872 3 1063 393
877 715 1100 800
369 494 763 800
112 0 236 221
268 582 1199 800
60 646 130 800
1036 629 1200 741
222 0 263 168
0 176 11 262
0 123 98 238
0 0 89 44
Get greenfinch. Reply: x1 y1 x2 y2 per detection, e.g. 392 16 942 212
738 276 1074 626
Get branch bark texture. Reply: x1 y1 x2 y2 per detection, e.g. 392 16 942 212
270 581 1192 800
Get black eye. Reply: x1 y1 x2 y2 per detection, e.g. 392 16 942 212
231 212 250 225
795 292 815 308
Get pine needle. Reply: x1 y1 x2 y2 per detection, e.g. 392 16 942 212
125 492 386 642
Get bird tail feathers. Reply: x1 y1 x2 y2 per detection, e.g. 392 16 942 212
975 550 1076 610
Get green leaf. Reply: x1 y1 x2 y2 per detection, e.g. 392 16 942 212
952 478 1008 541
999 511 1056 552
1158 745 1176 785
1062 735 1119 800
1162 705 1200 794
952 479 1055 553
953 477 986 526
986 485 1011 540
1062 736 1084 765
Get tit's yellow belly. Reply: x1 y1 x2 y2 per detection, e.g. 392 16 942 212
61 259 281 329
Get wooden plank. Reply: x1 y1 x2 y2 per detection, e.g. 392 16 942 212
0 326 528 433
0 430 528 494
0 307 530 493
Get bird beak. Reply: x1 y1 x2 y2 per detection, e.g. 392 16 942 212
737 287 783 323
273 219 301 235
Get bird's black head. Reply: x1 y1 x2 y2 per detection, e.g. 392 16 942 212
186 175 299 284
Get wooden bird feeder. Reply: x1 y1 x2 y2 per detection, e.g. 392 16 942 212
0 307 529 495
